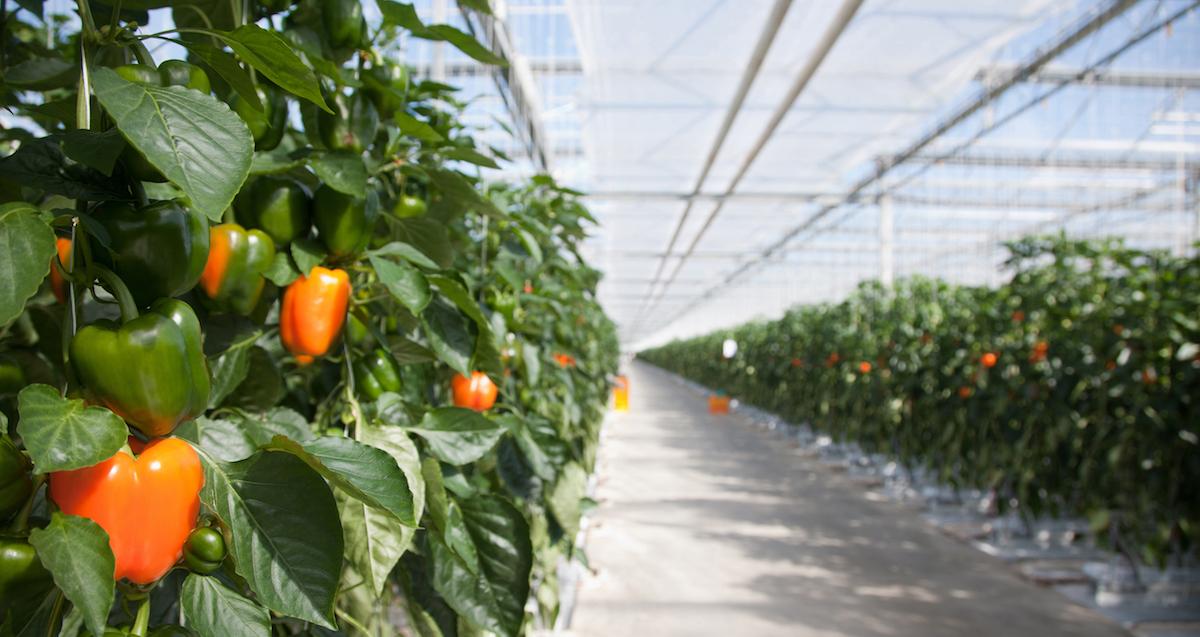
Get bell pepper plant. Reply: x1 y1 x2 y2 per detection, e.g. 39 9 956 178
0 3 618 636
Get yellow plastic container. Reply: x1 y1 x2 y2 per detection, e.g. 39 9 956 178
613 375 629 411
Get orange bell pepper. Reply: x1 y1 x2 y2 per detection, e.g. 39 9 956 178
280 266 350 364
48 437 203 584
49 237 73 303
451 371 497 412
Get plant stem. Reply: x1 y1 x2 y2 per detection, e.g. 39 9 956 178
92 265 140 322
45 591 65 637
8 475 45 533
130 596 151 637
76 0 98 39
128 35 156 67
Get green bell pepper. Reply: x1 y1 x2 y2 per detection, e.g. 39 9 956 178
234 177 312 246
158 60 211 93
314 185 377 258
364 62 408 118
315 91 379 154
70 297 210 438
200 224 276 316
232 84 288 151
323 0 367 51
0 435 31 523
0 535 54 617
355 348 401 400
93 200 210 308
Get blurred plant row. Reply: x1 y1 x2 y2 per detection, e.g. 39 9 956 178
0 1 617 636
641 236 1199 567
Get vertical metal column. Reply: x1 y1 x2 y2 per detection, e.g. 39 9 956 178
432 0 447 82
879 193 894 287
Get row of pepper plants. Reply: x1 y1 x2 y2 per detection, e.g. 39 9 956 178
641 236 1199 569
0 1 619 635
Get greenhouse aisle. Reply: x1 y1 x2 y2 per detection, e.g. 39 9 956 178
568 361 1129 637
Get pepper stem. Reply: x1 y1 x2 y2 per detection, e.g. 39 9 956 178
92 265 140 322
130 595 151 637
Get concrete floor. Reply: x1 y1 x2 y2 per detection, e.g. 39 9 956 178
568 361 1130 637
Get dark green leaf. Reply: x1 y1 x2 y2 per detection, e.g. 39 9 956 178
394 112 444 143
421 300 473 376
182 41 264 112
0 203 56 326
213 25 330 112
176 416 257 462
370 255 431 315
368 241 439 270
262 251 300 286
57 129 125 176
180 574 271 637
442 147 499 169
28 514 115 637
311 151 367 197
199 451 342 628
407 407 505 465
91 67 253 222
4 56 77 90
290 237 327 276
394 217 453 268
0 140 129 201
16 384 127 473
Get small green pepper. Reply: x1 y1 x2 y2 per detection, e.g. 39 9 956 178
183 526 226 574
315 91 379 154
0 358 26 396
393 194 427 219
364 62 408 118
232 84 288 151
354 348 401 400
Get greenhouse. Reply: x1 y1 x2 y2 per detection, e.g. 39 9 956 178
0 0 1195 636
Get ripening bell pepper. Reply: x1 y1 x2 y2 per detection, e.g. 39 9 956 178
314 185 377 258
234 177 312 246
0 535 54 615
200 224 276 315
70 299 210 438
233 83 288 151
451 372 498 412
355 348 401 400
49 236 73 303
280 266 351 363
93 200 210 308
49 437 202 584
0 435 32 522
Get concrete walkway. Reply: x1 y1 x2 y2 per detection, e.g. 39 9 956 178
569 361 1128 637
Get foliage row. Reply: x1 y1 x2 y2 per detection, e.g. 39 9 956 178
0 1 618 636
641 236 1199 566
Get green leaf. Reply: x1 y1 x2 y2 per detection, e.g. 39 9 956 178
250 147 310 176
263 435 417 526
421 300 473 376
207 332 259 409
57 129 125 176
262 251 300 286
212 25 330 112
428 275 487 329
368 241 438 270
442 147 499 169
180 574 271 637
0 140 129 201
395 217 454 268
429 495 532 637
183 41 264 112
340 425 425 596
394 112 444 143
28 514 115 637
386 335 437 365
176 416 257 462
370 255 431 315
310 151 367 197
16 384 127 473
290 237 327 276
4 56 77 90
377 4 507 68
547 461 587 539
407 407 505 466
0 203 55 326
427 168 504 220
199 451 343 628
91 67 253 222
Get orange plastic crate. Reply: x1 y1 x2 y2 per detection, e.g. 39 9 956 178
708 395 730 414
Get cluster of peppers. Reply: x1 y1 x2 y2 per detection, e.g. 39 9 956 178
2 49 508 627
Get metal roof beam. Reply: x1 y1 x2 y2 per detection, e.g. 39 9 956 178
977 64 1200 89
